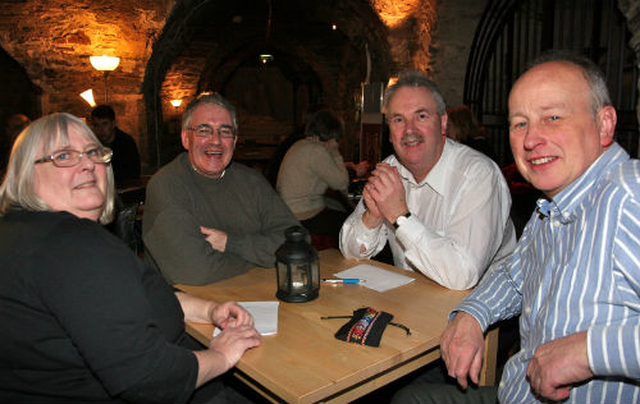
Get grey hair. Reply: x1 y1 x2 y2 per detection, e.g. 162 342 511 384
182 92 238 133
528 50 612 116
0 112 115 224
383 70 447 116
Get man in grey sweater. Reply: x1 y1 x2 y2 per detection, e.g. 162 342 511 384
143 92 299 285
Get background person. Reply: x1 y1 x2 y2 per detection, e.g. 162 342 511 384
446 104 498 163
340 71 516 291
0 112 262 403
0 113 30 172
276 110 350 243
143 92 299 285
90 104 141 187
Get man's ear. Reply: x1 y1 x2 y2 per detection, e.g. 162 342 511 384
597 105 617 147
440 113 448 137
181 128 190 150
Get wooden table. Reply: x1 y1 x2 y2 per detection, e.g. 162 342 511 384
177 249 498 404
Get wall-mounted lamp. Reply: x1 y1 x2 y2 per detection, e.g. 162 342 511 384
89 55 120 103
259 53 274 64
170 99 183 108
80 89 97 107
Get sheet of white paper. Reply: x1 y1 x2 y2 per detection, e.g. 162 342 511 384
334 264 415 292
213 301 279 337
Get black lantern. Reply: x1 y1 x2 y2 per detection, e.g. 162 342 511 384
275 226 320 303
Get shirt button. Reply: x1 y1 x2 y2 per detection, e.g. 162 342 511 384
554 220 561 227
524 306 531 314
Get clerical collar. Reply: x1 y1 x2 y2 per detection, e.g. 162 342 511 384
191 163 226 179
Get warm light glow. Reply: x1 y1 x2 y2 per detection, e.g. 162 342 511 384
80 89 96 107
371 0 422 29
170 99 183 108
387 76 399 88
331 23 337 30
90 55 120 71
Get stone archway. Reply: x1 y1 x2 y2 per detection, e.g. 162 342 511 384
142 0 395 169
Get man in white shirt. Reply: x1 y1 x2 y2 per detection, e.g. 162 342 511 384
339 71 516 290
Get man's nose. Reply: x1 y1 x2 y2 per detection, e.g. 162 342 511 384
523 123 544 150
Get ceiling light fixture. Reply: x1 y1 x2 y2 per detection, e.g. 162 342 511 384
259 0 274 66
260 53 274 64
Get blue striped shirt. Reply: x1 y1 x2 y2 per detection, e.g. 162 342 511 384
456 143 640 403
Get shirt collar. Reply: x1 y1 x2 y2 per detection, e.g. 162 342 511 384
536 143 628 222
388 139 451 195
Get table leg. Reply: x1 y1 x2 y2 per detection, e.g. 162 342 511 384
479 326 499 386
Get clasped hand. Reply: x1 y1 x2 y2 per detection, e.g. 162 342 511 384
362 163 408 228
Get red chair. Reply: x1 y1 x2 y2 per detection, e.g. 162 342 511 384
310 233 337 251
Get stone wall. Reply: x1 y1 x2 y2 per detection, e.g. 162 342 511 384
0 0 638 170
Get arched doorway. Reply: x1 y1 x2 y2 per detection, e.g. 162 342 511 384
142 0 392 171
465 0 639 166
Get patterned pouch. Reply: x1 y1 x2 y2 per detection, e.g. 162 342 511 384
333 307 394 347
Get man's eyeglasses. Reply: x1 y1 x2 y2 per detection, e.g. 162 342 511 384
188 124 235 140
34 147 113 168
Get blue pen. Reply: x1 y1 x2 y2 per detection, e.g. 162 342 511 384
322 278 365 284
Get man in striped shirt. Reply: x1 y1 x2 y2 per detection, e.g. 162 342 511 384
392 51 640 403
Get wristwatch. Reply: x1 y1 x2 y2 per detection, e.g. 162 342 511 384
393 212 411 229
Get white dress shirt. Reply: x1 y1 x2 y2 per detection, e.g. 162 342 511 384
339 139 516 290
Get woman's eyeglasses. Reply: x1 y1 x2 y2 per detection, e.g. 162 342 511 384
34 147 113 168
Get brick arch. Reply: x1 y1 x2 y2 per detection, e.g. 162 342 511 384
142 0 394 169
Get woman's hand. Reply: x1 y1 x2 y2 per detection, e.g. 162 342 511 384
209 301 254 330
176 292 253 329
194 324 262 387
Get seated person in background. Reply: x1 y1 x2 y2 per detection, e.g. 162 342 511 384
277 110 350 242
340 71 516 291
263 124 304 187
446 104 498 163
0 113 30 172
393 51 640 404
143 92 299 285
90 104 141 188
0 113 262 403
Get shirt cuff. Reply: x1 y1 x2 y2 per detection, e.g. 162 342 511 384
450 298 493 333
353 212 384 255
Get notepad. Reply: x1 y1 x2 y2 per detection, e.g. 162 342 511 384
213 301 279 337
334 264 415 292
